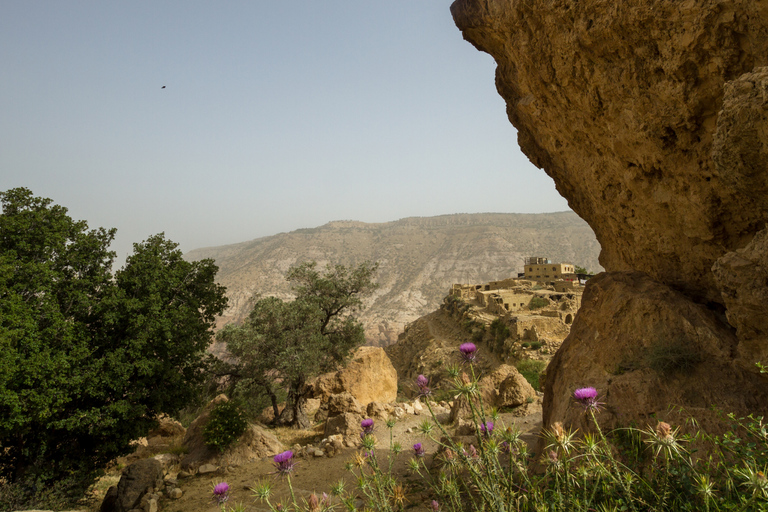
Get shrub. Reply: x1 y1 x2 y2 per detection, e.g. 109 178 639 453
516 359 547 391
203 401 248 452
528 296 550 309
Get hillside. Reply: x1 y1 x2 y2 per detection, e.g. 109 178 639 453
184 212 601 345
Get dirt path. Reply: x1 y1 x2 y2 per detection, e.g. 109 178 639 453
161 403 542 512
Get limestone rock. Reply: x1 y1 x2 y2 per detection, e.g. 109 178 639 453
542 272 768 433
498 372 536 408
713 227 768 369
307 346 397 407
323 412 364 442
99 459 162 512
451 0 768 431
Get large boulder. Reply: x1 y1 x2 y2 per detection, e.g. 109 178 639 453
451 0 768 430
100 459 162 512
542 272 768 432
307 346 398 407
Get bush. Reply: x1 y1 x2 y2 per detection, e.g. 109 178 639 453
528 296 550 309
203 401 249 452
516 359 547 391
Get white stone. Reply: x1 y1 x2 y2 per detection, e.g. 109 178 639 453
198 463 217 474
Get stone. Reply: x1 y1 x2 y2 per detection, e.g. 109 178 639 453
497 372 537 408
542 272 768 433
99 459 162 512
168 488 183 499
152 453 178 471
366 401 389 419
313 449 325 457
323 412 364 440
451 0 768 432
198 464 217 474
307 346 398 406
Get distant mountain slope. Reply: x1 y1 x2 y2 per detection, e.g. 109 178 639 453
185 212 602 346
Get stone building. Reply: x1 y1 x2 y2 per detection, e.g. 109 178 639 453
523 256 577 283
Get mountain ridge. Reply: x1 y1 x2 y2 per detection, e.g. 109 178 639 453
185 211 602 345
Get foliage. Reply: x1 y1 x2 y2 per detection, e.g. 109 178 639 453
203 401 249 452
516 359 546 391
489 318 510 352
528 296 550 309
0 188 227 508
220 345 768 512
219 261 378 428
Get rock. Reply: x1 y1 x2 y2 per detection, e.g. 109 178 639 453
451 0 768 431
168 488 183 499
392 407 406 419
307 347 398 406
366 401 389 419
198 464 217 474
313 449 325 457
147 415 185 438
542 272 768 433
152 453 178 471
498 372 537 408
176 470 192 479
324 412 364 441
99 459 162 512
180 394 228 469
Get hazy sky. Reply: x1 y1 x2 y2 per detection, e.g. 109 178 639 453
1 2 570 263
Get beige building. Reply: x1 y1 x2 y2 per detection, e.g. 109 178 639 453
524 257 576 282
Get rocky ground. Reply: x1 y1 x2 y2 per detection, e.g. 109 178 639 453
157 401 543 512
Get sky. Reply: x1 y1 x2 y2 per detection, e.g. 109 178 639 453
1 2 570 264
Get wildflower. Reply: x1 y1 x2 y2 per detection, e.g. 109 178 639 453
321 492 331 507
361 418 374 434
308 493 320 512
430 500 440 512
416 374 431 396
459 342 478 362
480 421 494 436
573 386 603 413
273 450 296 476
391 484 408 508
212 481 230 504
643 421 686 459
413 442 425 457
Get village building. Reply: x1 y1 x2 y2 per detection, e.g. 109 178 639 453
523 256 579 285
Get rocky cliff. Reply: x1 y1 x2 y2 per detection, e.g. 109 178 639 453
185 212 600 346
451 0 768 430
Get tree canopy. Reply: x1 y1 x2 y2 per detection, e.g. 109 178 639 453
0 188 227 506
218 261 378 428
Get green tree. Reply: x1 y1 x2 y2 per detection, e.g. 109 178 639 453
0 188 227 507
219 261 378 429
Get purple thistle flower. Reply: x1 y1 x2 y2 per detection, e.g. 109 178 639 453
431 500 440 512
416 374 431 396
273 450 296 476
212 481 230 504
480 421 494 436
361 418 374 434
459 342 477 362
413 442 425 457
573 387 603 413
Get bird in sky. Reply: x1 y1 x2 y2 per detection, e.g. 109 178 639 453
161 85 166 89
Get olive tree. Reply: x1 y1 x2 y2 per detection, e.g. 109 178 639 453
219 261 378 428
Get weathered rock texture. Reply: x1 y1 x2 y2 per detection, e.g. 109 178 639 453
451 0 768 429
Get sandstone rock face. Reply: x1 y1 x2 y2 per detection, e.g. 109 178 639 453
543 272 768 430
451 0 768 430
307 347 398 406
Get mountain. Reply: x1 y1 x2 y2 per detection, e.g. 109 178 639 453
184 212 602 346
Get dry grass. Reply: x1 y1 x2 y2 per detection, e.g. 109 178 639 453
270 423 325 448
